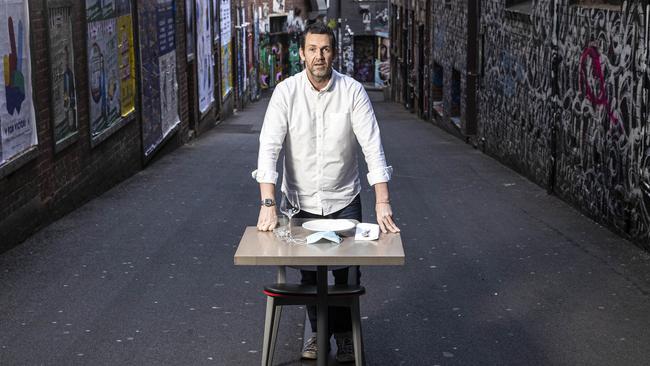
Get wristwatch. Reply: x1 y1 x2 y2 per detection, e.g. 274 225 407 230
261 198 276 207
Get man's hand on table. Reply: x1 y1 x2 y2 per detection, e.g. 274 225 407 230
257 205 278 231
376 202 400 234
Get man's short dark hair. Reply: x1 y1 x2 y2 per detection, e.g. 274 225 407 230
300 22 337 52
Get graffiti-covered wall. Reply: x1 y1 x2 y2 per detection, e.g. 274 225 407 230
250 0 306 90
480 1 552 186
552 1 649 242
340 0 390 85
340 0 389 36
480 0 650 247
430 0 469 131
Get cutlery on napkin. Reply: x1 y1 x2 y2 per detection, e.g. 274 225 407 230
355 223 380 241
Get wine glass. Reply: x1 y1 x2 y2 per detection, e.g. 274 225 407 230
279 190 300 240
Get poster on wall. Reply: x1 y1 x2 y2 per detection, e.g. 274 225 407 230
213 0 219 45
117 8 135 116
249 8 259 99
220 0 232 98
236 27 243 100
186 0 194 59
259 33 270 89
0 0 36 166
196 0 215 113
241 7 247 93
86 0 136 141
137 0 180 157
341 25 354 76
289 35 300 76
375 37 390 88
47 5 78 147
272 0 284 14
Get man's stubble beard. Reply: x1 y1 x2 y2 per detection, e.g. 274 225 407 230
308 65 332 83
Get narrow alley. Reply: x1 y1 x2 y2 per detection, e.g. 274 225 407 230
1 93 649 365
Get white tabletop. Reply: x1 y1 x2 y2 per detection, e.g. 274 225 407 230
234 224 405 266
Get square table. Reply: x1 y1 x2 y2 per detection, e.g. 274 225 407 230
234 219 405 366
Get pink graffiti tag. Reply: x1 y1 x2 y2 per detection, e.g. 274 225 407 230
579 46 621 130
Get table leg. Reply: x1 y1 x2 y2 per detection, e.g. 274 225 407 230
276 266 286 283
316 265 328 366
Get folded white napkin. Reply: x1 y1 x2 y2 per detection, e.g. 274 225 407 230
355 223 380 241
306 231 342 244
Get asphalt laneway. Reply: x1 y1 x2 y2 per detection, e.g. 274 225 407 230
1 92 649 365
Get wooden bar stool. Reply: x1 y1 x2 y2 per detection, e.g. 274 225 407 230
260 268 366 366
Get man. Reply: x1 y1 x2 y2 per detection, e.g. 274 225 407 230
253 22 400 363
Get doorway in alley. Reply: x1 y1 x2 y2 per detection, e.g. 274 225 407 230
354 36 376 84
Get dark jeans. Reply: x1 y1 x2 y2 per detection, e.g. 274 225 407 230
294 195 362 334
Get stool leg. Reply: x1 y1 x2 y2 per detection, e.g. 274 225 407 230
351 298 365 366
261 297 276 366
268 305 282 364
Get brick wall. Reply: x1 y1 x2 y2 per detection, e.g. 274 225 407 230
0 0 193 253
479 1 650 248
391 0 470 135
479 0 551 186
391 0 650 249
177 0 191 145
431 0 468 135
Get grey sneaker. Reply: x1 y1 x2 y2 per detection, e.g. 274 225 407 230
301 335 318 360
334 332 355 363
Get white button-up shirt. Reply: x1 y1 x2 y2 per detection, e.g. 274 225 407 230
252 69 392 215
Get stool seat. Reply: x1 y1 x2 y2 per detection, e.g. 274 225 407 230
264 283 366 297
260 269 366 365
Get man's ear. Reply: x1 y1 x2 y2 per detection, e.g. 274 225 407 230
299 47 305 62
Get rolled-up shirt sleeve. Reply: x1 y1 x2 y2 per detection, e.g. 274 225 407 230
350 85 393 186
252 86 288 184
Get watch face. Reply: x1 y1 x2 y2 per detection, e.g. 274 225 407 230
263 199 275 206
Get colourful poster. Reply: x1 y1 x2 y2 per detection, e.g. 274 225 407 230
0 0 36 165
196 0 214 113
87 19 121 136
221 43 232 98
259 33 270 89
289 35 300 76
117 14 135 116
86 0 136 140
137 0 180 157
250 8 259 99
220 0 232 98
47 6 78 145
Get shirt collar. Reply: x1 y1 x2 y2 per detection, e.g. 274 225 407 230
303 69 337 93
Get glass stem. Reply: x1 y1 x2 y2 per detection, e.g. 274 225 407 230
287 216 292 238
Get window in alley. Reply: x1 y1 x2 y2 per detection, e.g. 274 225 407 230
570 0 623 11
269 15 287 34
451 69 461 128
432 63 444 118
506 0 533 21
506 0 533 12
